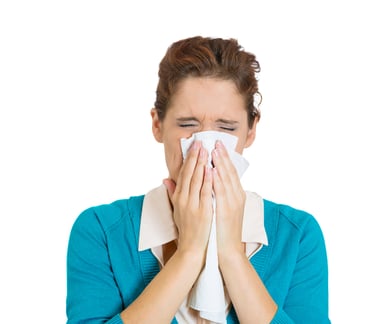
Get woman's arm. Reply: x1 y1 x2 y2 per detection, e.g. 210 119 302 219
67 209 205 324
120 248 203 323
212 141 277 323
218 250 278 324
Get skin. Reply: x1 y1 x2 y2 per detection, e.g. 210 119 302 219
120 77 277 323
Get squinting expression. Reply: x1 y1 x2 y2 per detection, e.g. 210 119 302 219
151 77 257 182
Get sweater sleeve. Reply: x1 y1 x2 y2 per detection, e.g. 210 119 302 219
271 212 331 324
66 207 124 324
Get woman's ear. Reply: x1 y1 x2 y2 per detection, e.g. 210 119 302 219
151 108 163 143
244 116 259 148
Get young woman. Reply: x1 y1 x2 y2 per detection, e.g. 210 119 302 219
66 36 330 323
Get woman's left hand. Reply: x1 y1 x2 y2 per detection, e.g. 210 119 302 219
211 140 246 257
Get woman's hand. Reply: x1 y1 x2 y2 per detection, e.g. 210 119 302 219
163 140 213 259
211 140 246 257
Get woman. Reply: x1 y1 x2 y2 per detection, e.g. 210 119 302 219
66 36 330 323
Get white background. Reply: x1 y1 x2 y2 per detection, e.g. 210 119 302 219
1 1 387 322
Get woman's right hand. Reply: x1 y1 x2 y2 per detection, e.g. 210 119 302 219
163 140 213 259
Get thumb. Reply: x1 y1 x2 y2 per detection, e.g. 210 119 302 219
163 178 176 201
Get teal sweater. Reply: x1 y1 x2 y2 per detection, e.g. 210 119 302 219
66 195 330 323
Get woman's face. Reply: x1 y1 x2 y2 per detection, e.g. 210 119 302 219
151 77 258 182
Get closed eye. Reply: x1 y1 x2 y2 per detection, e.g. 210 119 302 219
217 119 239 132
179 123 197 128
220 126 236 131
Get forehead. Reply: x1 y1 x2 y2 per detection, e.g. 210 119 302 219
168 77 246 118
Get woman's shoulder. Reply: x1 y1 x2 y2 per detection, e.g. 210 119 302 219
262 198 328 264
263 198 323 236
71 194 146 234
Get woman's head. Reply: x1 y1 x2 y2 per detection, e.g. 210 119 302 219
154 36 261 128
151 36 262 181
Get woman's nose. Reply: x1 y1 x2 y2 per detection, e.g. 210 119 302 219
200 123 215 132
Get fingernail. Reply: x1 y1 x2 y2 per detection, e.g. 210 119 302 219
215 140 224 149
192 140 201 150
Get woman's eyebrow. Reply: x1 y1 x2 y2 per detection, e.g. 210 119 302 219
176 117 200 122
176 117 239 124
216 119 239 125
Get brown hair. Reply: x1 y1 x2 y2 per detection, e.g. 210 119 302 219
154 36 262 128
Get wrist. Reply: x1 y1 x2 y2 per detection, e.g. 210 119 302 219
218 245 246 268
174 246 206 269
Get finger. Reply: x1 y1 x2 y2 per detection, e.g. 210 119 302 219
212 166 226 204
189 147 208 206
200 165 213 213
163 178 176 202
212 141 238 187
212 141 244 200
175 140 201 198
